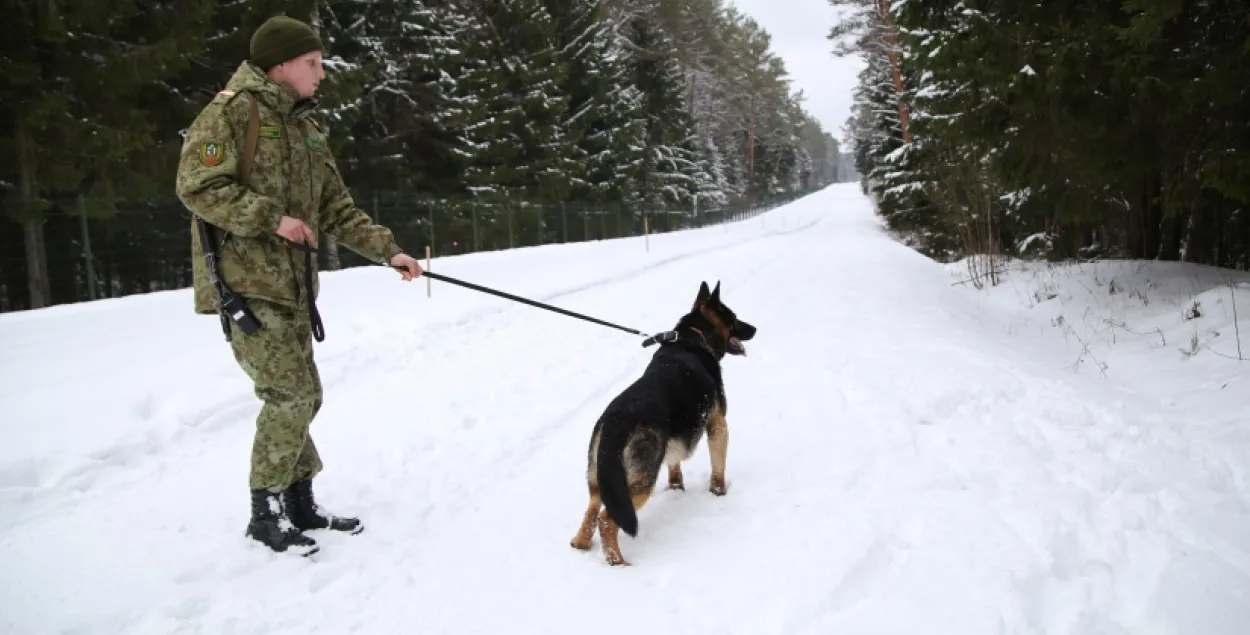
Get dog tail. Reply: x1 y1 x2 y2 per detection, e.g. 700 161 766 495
597 421 639 537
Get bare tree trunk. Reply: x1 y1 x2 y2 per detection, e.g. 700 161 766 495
1158 208 1186 261
747 115 755 177
17 114 50 309
875 0 913 143
687 71 695 111
23 220 50 309
983 175 999 286
746 94 757 199
1143 172 1163 260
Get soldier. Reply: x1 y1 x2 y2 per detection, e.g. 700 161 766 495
175 15 424 556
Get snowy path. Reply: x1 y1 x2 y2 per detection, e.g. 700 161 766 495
2 184 1248 634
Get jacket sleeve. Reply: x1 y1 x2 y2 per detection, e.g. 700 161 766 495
319 156 404 264
175 97 284 238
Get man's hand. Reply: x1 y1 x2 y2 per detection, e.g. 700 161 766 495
276 216 317 247
390 253 424 281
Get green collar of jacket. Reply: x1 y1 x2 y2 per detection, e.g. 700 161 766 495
223 61 320 118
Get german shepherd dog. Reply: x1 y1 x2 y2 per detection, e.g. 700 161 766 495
569 281 756 566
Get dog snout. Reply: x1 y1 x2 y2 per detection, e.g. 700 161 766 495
735 321 757 340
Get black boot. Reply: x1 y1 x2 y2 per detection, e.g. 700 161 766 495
282 478 364 535
245 489 320 556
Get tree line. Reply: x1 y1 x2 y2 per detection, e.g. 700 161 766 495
1 0 843 310
834 0 1249 276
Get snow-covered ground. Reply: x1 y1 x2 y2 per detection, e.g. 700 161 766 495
1 183 1247 635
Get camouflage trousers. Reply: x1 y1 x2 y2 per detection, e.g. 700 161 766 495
228 298 324 492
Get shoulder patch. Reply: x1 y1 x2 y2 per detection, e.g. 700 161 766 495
304 135 327 151
210 89 243 106
200 140 225 166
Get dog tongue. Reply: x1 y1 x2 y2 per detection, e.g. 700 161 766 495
729 336 746 355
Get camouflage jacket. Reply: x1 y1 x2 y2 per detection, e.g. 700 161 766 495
176 61 403 315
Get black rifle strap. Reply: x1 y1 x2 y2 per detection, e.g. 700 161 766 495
199 94 261 341
197 216 232 339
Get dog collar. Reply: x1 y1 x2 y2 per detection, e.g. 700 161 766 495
641 327 709 349
641 331 678 347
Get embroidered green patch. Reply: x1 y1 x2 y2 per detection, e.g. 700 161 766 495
200 140 224 166
304 135 327 151
259 126 282 139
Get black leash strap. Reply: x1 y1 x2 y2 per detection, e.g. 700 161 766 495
417 269 649 339
280 243 664 346
284 239 325 343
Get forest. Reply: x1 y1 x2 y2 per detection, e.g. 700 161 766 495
0 0 843 311
836 0 1250 282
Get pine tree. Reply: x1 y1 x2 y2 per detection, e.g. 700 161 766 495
886 0 1250 265
329 0 471 195
0 0 214 308
798 112 837 188
622 2 703 207
454 0 573 202
676 0 738 205
846 49 930 247
544 0 646 202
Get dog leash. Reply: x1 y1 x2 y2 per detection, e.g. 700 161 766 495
250 237 664 346
415 268 653 340
283 239 326 342
277 237 679 345
424 269 701 350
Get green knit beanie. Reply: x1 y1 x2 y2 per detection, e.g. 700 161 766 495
250 16 323 71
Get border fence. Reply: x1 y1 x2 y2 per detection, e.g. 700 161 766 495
0 186 827 313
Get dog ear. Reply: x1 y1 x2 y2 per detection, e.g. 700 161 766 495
694 281 711 309
711 281 721 304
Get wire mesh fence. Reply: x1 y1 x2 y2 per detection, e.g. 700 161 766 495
0 186 826 313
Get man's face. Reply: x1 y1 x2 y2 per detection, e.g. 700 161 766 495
271 50 325 99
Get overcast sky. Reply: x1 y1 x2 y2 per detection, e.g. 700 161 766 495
726 0 865 146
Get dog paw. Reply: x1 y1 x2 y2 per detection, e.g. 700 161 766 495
667 482 685 491
605 552 632 567
709 478 727 496
570 536 593 551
